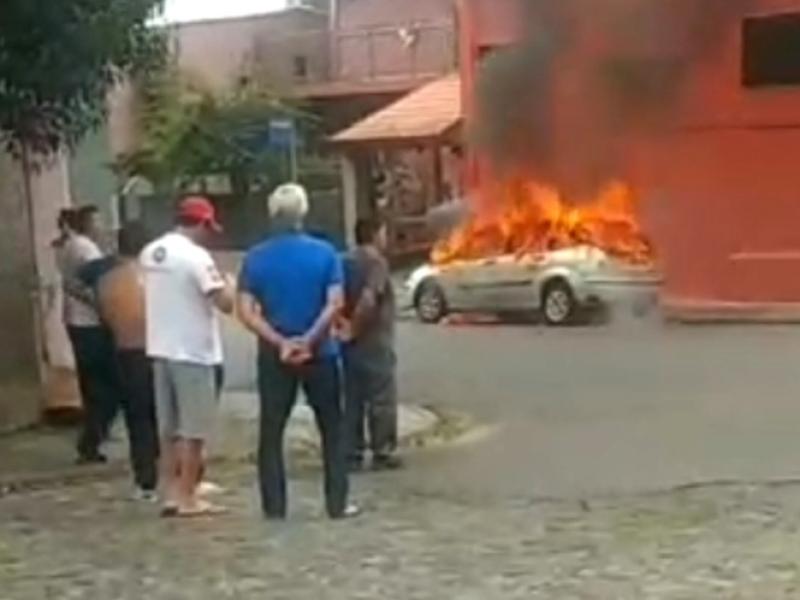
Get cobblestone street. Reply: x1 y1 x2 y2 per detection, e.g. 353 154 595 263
7 322 800 598
5 465 800 599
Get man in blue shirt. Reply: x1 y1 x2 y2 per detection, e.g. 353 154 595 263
237 183 357 520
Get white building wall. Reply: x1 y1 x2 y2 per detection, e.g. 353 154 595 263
28 153 74 370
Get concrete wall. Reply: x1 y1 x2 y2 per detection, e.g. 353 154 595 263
337 0 454 28
334 0 455 81
172 9 330 90
69 126 118 226
0 147 81 430
250 12 331 88
0 152 45 431
29 153 74 372
108 82 139 158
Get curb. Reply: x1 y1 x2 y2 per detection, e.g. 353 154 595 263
662 299 800 324
211 397 442 463
0 402 446 498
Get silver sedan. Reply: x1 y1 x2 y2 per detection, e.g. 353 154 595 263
405 246 662 326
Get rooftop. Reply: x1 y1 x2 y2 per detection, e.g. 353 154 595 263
329 73 462 145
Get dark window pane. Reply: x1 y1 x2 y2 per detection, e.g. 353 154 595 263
743 13 800 87
293 56 309 80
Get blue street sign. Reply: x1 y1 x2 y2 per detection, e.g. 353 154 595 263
268 119 296 151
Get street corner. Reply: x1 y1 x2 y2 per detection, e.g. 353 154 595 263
402 405 490 451
214 391 449 463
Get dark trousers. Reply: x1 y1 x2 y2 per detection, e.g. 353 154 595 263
116 350 159 491
257 348 349 519
68 326 120 458
343 349 398 461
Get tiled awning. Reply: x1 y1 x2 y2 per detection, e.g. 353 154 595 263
330 74 462 146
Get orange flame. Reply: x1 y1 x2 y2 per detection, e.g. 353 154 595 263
432 179 654 266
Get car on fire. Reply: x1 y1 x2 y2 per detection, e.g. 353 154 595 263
405 245 662 326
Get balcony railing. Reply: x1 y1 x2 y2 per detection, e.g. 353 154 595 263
333 22 456 83
250 22 456 94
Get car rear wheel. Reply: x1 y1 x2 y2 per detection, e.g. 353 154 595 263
542 279 577 326
415 279 448 324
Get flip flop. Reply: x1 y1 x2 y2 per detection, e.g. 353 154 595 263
160 504 179 518
197 481 225 497
175 501 228 519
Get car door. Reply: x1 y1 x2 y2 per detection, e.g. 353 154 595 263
424 259 488 311
455 256 539 312
486 256 542 311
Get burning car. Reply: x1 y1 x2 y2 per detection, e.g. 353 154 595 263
407 179 663 325
407 246 662 325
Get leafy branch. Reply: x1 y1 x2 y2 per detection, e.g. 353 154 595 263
0 0 165 155
115 66 315 196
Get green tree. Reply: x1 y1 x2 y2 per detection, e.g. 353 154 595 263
0 0 165 155
116 67 314 197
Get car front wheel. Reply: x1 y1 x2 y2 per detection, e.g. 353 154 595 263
415 279 448 324
542 279 577 326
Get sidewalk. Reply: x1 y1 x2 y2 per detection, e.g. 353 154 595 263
0 391 439 493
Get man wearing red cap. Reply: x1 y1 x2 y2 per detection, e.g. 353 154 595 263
141 196 235 517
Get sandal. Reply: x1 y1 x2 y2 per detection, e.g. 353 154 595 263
175 501 228 519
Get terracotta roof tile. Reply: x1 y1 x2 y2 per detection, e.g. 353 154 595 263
330 74 462 144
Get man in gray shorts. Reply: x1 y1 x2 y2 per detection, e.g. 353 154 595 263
153 361 219 446
141 197 235 517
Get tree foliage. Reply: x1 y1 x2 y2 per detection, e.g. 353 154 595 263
116 67 314 196
0 0 165 155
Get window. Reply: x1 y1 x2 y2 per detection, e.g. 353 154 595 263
743 13 800 87
293 55 309 81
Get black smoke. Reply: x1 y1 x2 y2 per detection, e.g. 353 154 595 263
472 0 754 193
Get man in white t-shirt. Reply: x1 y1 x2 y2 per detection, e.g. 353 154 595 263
59 206 120 463
141 197 235 517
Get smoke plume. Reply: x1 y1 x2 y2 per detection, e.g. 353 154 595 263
473 0 754 195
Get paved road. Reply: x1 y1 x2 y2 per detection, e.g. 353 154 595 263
212 252 800 503
394 320 800 501
8 318 800 598
222 307 800 502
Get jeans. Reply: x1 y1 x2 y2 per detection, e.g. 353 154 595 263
68 326 120 458
343 349 398 461
116 350 159 491
256 348 349 519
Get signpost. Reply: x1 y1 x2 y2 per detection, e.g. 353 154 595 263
268 118 298 182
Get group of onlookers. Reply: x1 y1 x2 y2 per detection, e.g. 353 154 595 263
55 182 400 519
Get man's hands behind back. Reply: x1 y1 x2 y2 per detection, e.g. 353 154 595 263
280 337 312 366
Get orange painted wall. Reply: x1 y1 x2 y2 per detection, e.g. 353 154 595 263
460 0 800 309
